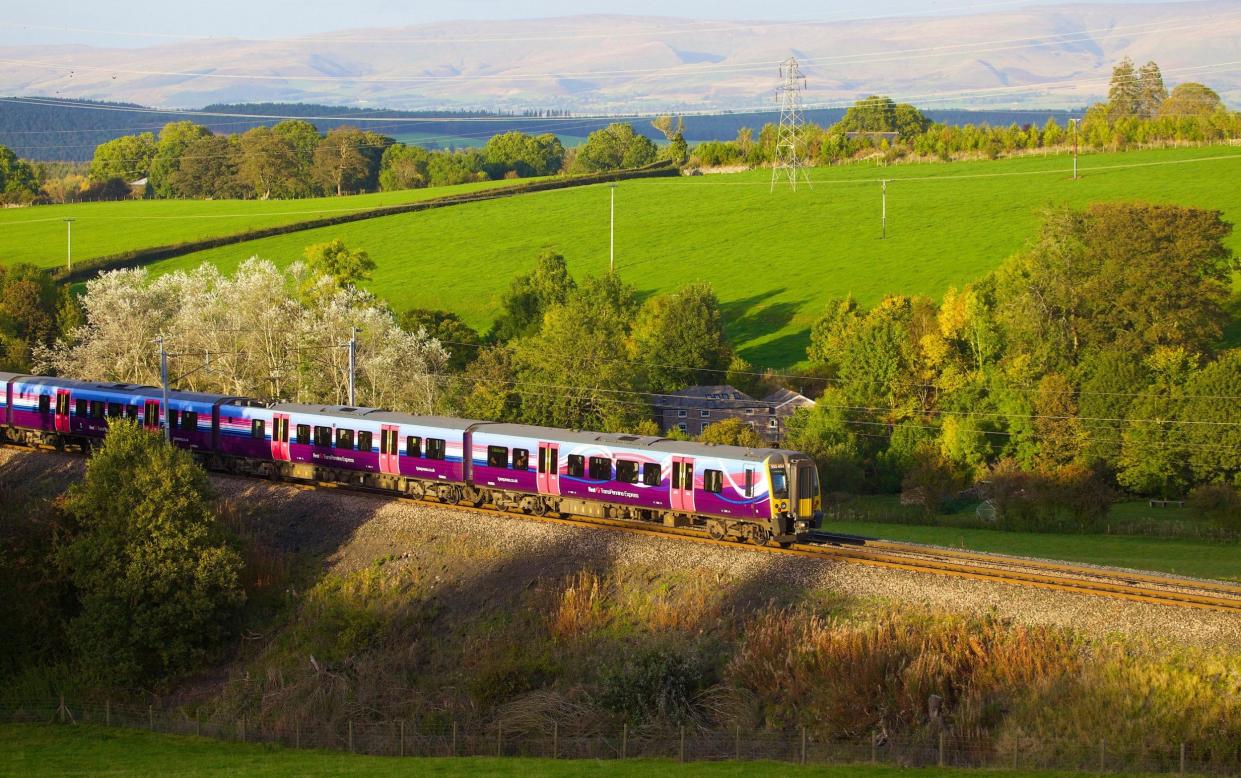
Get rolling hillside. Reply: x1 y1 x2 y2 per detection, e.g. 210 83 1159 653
145 146 1241 369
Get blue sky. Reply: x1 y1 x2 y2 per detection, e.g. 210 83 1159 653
0 0 1202 46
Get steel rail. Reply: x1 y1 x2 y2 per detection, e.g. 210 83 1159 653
5 441 1241 614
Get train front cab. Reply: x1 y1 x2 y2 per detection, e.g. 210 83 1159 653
767 453 821 539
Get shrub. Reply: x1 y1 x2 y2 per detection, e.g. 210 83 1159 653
57 420 244 684
901 449 968 516
1188 482 1241 531
597 644 714 723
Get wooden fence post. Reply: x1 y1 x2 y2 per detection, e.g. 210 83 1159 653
148 705 154 731
239 716 245 742
452 721 457 756
1180 742 1186 775
938 732 945 767
1099 739 1105 772
552 721 558 759
801 726 807 765
735 724 741 761
105 700 110 727
621 723 627 759
679 725 685 763
871 738 877 764
497 721 503 757
295 721 300 749
348 720 354 753
399 720 405 757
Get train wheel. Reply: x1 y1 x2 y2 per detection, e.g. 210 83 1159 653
406 481 426 500
526 496 547 516
746 524 772 546
707 520 726 541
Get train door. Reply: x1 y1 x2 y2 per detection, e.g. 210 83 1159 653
670 456 696 512
796 463 819 519
53 389 71 433
271 413 291 461
379 424 401 474
143 399 160 430
537 442 560 495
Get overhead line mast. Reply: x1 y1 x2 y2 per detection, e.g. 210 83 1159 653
771 56 813 192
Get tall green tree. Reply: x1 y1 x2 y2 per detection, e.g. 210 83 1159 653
272 119 321 195
168 135 244 199
149 121 211 198
379 144 431 190
89 132 157 183
629 282 732 392
573 124 658 173
1159 83 1224 117
313 126 370 196
482 131 565 178
302 240 376 290
489 250 577 341
1107 57 1141 119
238 126 302 199
0 264 73 371
1136 61 1168 119
57 420 244 683
0 144 39 203
399 308 482 372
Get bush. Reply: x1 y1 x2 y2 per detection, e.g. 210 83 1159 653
1189 482 1241 531
57 420 244 684
598 644 714 723
901 449 968 516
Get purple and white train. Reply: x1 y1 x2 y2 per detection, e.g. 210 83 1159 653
0 372 822 545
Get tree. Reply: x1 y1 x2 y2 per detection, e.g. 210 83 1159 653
1136 61 1168 119
1107 57 1141 119
512 274 644 430
399 308 482 372
1031 373 1085 467
379 144 431 191
272 119 321 195
427 149 485 186
89 132 157 183
573 124 658 173
313 127 370 196
0 264 72 371
57 419 244 682
238 126 302 199
482 131 565 179
1159 83 1224 117
893 103 931 139
169 135 244 199
837 96 898 132
629 283 732 392
652 115 689 167
303 240 376 291
0 144 40 204
452 345 521 421
149 121 211 198
699 417 765 448
489 250 577 341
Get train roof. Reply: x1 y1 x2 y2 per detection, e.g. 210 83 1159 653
6 375 247 405
269 403 478 431
474 422 801 463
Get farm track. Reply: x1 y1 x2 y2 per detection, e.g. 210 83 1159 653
8 440 1241 615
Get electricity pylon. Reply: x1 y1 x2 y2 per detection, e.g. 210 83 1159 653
770 56 813 192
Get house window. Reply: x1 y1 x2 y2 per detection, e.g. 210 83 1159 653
357 431 373 453
642 463 662 487
700 423 709 433
426 438 446 460
335 428 355 450
769 418 778 429
512 448 529 471
487 445 509 468
745 408 754 415
676 423 687 433
313 426 333 447
704 469 723 494
251 419 265 440
677 409 687 418
406 436 422 458
567 454 585 478
700 410 710 418
615 459 638 484
589 456 611 480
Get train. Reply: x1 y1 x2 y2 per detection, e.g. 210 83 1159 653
0 372 822 545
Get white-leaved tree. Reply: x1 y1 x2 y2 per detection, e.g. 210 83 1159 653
36 257 448 414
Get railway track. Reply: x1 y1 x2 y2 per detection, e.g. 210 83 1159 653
7 441 1241 615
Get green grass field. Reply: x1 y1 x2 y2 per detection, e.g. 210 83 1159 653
0 177 531 270
827 519 1241 582
139 146 1241 368
0 724 1108 777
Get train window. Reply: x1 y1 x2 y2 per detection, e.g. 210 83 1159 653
182 411 198 430
75 399 88 417
39 395 51 414
313 426 332 447
704 469 723 494
512 448 529 471
798 466 818 499
107 402 123 418
406 436 422 458
335 428 355 450
426 438 446 460
168 409 180 428
643 463 661 487
671 461 681 489
682 463 694 490
487 445 508 468
537 447 547 474
567 454 585 478
770 467 788 499
745 469 754 497
358 431 373 453
144 403 159 427
588 456 611 480
615 459 638 484
251 419 265 440
126 405 139 419
296 424 311 445
88 401 103 418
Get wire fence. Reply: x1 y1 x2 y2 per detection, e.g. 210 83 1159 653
6 698 1241 775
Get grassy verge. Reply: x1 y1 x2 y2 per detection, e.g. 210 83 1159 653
147 146 1241 367
826 519 1241 582
0 724 1105 777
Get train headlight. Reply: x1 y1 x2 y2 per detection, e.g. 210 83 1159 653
778 501 788 511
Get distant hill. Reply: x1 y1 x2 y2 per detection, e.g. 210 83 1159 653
0 2 1236 113
0 97 1084 162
